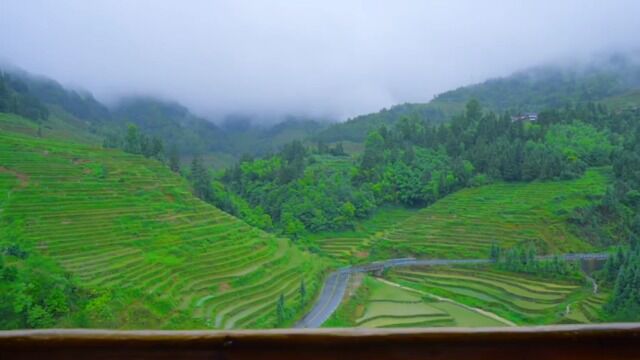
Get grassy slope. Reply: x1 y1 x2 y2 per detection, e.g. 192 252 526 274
0 119 324 329
389 266 605 325
373 168 611 259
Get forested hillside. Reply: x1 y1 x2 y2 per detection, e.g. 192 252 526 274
0 71 50 123
316 55 640 143
433 55 640 113
219 99 631 249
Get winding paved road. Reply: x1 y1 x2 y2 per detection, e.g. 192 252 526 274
294 252 609 328
295 270 351 328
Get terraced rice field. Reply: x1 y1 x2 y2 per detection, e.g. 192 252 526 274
380 168 610 259
389 266 595 324
308 206 417 263
0 130 323 329
355 278 504 328
564 291 609 324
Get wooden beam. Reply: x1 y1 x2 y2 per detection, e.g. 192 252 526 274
1 324 640 359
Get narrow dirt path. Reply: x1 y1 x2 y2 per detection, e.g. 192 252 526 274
0 166 29 190
586 275 598 294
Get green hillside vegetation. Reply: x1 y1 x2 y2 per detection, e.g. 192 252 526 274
432 63 636 114
223 98 627 262
371 168 610 259
325 276 505 328
0 123 324 329
366 102 614 213
389 266 601 325
352 102 615 207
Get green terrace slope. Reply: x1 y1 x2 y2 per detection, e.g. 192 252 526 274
327 276 505 328
0 128 324 329
308 206 417 264
389 266 602 325
373 168 611 259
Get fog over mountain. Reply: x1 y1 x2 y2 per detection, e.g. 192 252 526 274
1 0 639 122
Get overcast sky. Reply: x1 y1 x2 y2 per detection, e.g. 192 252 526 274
1 1 639 122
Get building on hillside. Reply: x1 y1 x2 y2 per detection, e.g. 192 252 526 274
511 112 538 122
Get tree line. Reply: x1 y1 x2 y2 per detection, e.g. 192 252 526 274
102 123 183 173
275 280 307 327
489 243 577 278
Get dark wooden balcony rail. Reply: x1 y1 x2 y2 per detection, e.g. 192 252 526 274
1 324 639 359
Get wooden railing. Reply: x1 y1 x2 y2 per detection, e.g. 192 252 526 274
1 324 639 359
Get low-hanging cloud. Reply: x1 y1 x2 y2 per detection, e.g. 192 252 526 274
1 0 639 122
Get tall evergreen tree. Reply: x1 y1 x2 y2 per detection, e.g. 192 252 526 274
190 156 213 202
276 293 286 326
169 145 180 173
299 280 307 307
150 137 164 160
124 124 141 154
358 131 385 181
